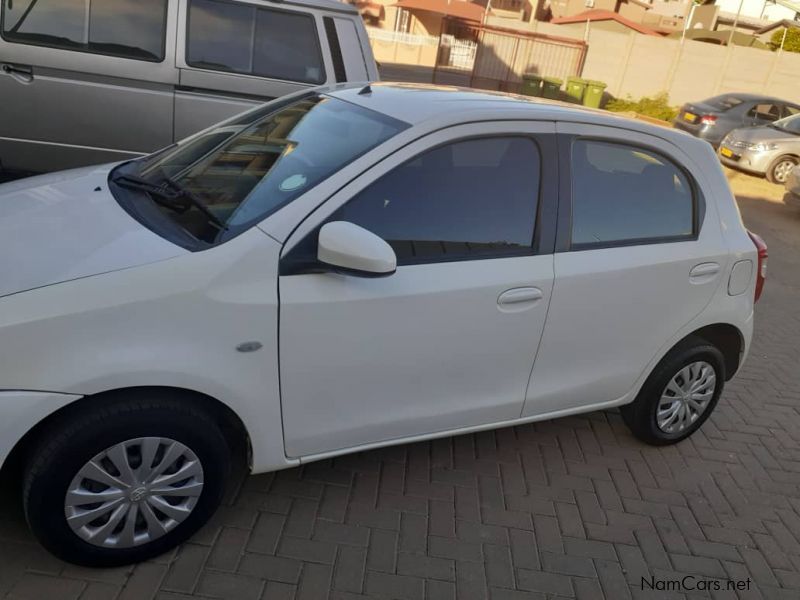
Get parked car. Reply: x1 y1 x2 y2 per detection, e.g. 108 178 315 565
0 0 378 176
718 113 800 183
0 83 766 566
673 93 800 148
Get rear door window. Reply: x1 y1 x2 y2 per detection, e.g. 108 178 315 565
1 0 168 61
187 0 325 84
570 140 696 248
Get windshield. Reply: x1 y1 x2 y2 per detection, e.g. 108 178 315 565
771 113 800 135
113 94 409 246
705 95 744 111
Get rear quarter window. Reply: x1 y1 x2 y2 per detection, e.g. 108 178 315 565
570 139 697 249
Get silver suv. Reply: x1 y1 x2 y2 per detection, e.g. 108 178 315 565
0 0 378 176
718 114 800 184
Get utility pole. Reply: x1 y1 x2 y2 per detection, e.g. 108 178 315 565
727 0 745 47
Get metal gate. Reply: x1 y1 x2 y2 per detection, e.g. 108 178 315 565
433 19 587 94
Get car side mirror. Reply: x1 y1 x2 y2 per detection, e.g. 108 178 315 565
317 221 397 277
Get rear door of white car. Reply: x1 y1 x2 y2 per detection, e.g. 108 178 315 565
522 123 728 418
278 121 557 458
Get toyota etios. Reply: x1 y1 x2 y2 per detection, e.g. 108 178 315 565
0 83 765 566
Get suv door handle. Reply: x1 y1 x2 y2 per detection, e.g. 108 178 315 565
2 63 34 83
689 262 720 283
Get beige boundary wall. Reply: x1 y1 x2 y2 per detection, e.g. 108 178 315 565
532 22 800 105
369 21 800 106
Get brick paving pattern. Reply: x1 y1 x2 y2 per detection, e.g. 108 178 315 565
1 189 799 599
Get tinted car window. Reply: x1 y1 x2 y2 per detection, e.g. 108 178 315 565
2 0 167 61
253 9 324 84
571 140 694 247
330 137 541 263
187 0 253 73
187 0 325 84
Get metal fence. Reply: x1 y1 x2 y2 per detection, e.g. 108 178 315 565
434 19 587 93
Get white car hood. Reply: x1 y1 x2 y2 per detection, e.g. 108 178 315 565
0 165 186 298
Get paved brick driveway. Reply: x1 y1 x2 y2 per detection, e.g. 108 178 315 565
1 176 799 600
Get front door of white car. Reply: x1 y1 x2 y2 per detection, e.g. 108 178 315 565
522 123 729 417
278 122 558 458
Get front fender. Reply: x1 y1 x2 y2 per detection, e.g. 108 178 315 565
0 390 82 471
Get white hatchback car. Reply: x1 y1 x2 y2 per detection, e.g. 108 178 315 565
0 83 766 566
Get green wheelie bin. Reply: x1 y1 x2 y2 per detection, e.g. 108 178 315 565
565 76 588 103
521 74 543 97
541 77 562 100
583 80 608 108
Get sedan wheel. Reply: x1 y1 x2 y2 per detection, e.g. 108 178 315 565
768 157 797 184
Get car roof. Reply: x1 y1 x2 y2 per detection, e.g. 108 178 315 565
706 92 792 104
252 0 358 14
326 82 698 146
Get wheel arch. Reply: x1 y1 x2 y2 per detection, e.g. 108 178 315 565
768 153 800 182
676 323 744 381
1 386 251 482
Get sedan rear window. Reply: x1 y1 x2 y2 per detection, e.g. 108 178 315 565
114 95 408 246
705 95 744 111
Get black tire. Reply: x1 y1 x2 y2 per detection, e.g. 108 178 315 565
620 338 725 446
766 155 798 184
23 390 231 567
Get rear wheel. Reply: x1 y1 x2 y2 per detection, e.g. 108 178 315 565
767 155 798 184
620 339 725 445
23 391 231 567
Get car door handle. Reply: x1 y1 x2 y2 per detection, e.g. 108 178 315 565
497 287 543 308
689 262 720 284
2 63 34 83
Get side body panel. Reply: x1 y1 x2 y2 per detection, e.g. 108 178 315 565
0 2 180 172
0 228 292 474
278 121 558 458
522 123 736 417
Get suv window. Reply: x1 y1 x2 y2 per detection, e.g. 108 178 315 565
1 0 168 62
187 0 325 84
748 103 781 122
330 137 541 264
570 140 694 248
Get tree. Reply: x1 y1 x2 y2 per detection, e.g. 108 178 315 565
769 28 800 53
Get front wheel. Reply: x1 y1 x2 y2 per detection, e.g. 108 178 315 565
23 391 231 567
766 155 798 184
620 339 725 445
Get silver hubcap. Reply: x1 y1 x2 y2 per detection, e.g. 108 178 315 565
64 437 204 548
656 361 716 434
774 160 796 183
